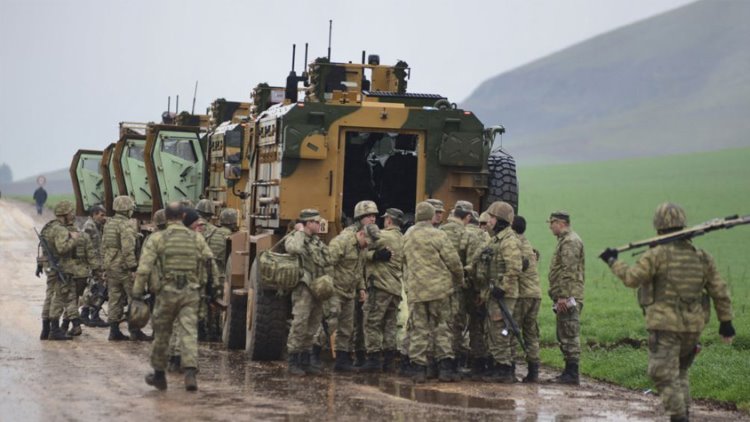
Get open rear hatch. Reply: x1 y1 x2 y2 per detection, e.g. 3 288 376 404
70 149 104 216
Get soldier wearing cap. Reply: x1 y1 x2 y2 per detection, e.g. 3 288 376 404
547 210 585 384
511 215 542 382
478 212 491 238
285 209 331 376
426 198 445 227
195 199 231 342
403 201 464 383
321 220 380 372
36 200 82 340
360 208 405 372
600 203 734 421
79 204 109 327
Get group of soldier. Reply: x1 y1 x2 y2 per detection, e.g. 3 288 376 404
281 198 584 387
36 196 238 392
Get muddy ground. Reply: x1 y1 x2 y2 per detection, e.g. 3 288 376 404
0 199 746 421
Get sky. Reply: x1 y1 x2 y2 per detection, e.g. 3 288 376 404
0 0 695 181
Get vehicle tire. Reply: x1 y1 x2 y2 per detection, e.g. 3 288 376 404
484 149 519 212
246 257 290 361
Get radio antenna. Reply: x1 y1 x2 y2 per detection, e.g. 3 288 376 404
191 81 198 114
327 20 332 60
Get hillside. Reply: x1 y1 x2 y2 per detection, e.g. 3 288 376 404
462 0 750 165
0 168 71 196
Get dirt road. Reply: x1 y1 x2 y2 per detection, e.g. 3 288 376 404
0 199 745 421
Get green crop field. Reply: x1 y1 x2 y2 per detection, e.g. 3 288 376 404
8 194 76 211
517 147 750 409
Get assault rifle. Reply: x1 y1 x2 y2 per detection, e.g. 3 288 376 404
490 283 527 354
34 228 69 284
205 259 226 310
603 214 750 256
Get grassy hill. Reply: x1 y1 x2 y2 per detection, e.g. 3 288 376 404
462 0 750 165
518 147 750 409
0 167 71 196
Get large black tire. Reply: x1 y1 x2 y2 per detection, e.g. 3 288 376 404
484 149 519 212
246 258 290 361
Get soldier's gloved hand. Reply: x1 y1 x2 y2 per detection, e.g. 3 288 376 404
491 287 505 301
35 264 43 278
719 321 736 341
373 248 392 262
599 248 618 265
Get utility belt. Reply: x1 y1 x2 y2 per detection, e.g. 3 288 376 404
163 271 195 290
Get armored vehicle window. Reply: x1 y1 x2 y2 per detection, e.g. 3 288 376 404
82 157 101 172
161 137 198 163
128 144 145 162
225 130 242 148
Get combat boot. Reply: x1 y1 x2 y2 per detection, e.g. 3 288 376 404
48 319 73 341
523 361 540 383
88 310 109 328
129 329 154 342
353 350 366 367
167 355 182 373
287 353 305 376
670 415 689 422
184 368 198 391
382 350 396 373
310 345 322 370
469 357 487 380
61 319 70 333
145 370 167 390
426 360 439 380
494 364 515 384
80 307 91 326
398 353 412 376
108 323 129 341
333 351 354 372
554 361 580 385
40 319 50 340
358 352 382 373
411 364 427 384
67 318 83 336
438 358 458 382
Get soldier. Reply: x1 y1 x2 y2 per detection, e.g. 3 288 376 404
360 208 405 372
440 200 484 377
403 201 464 383
285 209 331 376
478 211 491 236
36 200 80 340
470 201 522 383
134 202 215 391
426 198 445 227
511 215 542 382
102 195 151 341
195 199 230 341
465 208 491 378
79 205 109 327
547 210 585 384
60 220 100 337
600 203 734 421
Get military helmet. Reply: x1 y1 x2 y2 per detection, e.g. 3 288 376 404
310 274 334 301
112 195 135 212
415 201 435 222
353 200 379 220
54 200 74 216
152 209 166 227
478 211 490 224
220 208 238 226
128 299 151 330
653 202 687 231
195 199 214 216
487 201 514 224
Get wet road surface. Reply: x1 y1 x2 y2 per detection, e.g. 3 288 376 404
1 199 747 421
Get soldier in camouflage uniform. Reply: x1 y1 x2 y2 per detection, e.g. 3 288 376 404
426 198 445 227
469 201 522 383
360 208 405 372
59 221 100 337
102 195 151 341
601 203 735 421
440 200 484 377
510 215 542 382
323 221 380 372
547 210 585 384
195 199 231 342
36 200 80 341
134 202 215 391
478 211 491 236
286 209 331 376
403 201 464 383
79 205 109 327
465 208 491 378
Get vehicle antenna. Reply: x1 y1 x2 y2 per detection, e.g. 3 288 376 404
176 95 179 114
191 81 198 114
303 43 309 76
327 20 332 61
167 96 171 113
361 50 366 64
291 44 296 72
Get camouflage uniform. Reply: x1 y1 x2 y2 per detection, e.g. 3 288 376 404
60 224 99 325
102 213 139 323
200 221 232 339
512 233 542 365
606 203 733 419
364 225 404 354
285 226 330 356
403 217 464 368
133 222 214 372
42 221 80 321
548 226 585 363
465 224 490 360
40 219 75 321
471 225 522 367
79 217 105 311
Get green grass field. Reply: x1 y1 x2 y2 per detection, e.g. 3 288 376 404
8 194 76 211
517 147 750 409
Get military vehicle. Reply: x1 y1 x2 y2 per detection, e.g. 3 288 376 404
69 149 104 216
100 142 121 215
225 48 518 359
